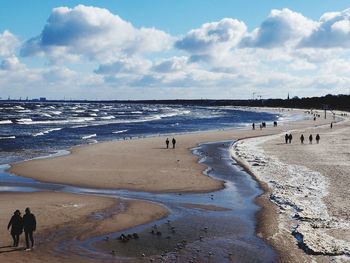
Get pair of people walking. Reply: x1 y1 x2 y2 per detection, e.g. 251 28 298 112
285 133 293 144
165 138 176 149
7 207 36 250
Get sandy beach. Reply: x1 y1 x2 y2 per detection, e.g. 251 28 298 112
5 108 348 262
0 192 168 263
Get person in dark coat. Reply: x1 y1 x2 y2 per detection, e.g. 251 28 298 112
172 138 176 149
288 134 293 144
23 207 36 250
309 134 313 144
285 134 288 144
7 210 23 247
300 134 304 144
316 134 320 144
165 138 169 148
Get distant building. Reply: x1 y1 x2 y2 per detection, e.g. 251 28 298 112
39 97 47 102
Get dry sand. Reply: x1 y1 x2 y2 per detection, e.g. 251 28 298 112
0 192 168 263
5 108 344 262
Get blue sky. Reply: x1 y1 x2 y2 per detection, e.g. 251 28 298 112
2 1 350 37
1 1 350 99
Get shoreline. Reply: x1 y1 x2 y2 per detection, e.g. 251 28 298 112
232 114 350 262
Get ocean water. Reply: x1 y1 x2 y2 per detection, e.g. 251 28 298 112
0 102 280 164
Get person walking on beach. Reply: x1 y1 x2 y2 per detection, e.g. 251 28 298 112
316 134 320 144
252 123 255 130
300 134 304 144
285 134 288 144
7 210 23 247
165 138 169 149
309 134 313 144
172 138 176 149
330 122 333 129
288 134 293 144
23 207 36 250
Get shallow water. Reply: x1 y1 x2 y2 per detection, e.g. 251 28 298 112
0 141 277 262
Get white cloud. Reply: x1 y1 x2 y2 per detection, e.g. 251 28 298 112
175 18 247 59
95 56 151 75
0 56 26 71
300 8 350 48
0 30 20 57
241 8 316 48
152 56 189 73
21 5 172 62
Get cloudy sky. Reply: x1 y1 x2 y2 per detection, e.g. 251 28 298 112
1 1 350 100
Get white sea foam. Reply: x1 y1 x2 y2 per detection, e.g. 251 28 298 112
18 117 95 125
82 134 97 140
112 129 128 134
32 128 62 137
101 116 115 120
0 120 12 124
16 118 32 123
50 111 62 115
0 136 15 139
40 113 52 118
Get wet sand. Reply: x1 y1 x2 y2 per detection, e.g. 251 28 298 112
0 192 168 263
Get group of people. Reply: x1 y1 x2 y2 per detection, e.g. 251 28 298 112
7 207 36 250
165 138 176 149
285 133 321 144
252 121 277 130
300 134 320 144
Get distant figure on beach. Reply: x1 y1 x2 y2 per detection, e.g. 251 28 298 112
313 117 316 121
330 123 333 129
273 121 278 127
252 123 255 130
309 134 313 144
165 138 169 148
259 124 262 130
300 134 304 144
316 134 320 144
172 138 176 149
285 134 288 144
288 134 293 144
7 210 23 247
23 207 36 250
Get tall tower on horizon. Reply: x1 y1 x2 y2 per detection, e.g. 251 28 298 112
287 93 290 100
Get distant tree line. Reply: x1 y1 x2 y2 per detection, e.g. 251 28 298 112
119 94 350 111
1 94 349 111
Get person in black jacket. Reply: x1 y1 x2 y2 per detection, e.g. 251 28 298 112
7 210 23 247
23 207 36 250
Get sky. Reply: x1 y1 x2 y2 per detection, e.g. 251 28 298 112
1 1 350 100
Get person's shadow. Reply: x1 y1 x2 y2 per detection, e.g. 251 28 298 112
0 245 24 253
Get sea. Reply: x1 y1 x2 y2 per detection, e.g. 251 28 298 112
0 102 288 165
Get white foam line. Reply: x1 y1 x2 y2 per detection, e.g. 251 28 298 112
231 134 350 256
